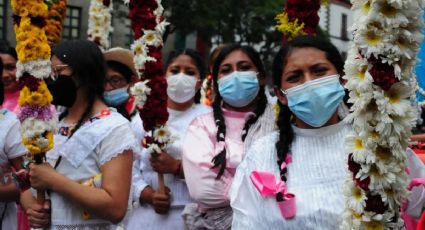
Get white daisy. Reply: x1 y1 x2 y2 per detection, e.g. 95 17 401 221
153 126 171 144
141 30 163 47
355 26 386 58
146 143 162 155
130 80 151 108
374 83 413 117
344 180 367 213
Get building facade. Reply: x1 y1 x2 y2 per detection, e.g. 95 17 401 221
319 0 353 59
1 0 132 48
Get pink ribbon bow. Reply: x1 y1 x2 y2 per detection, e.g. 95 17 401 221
250 171 296 219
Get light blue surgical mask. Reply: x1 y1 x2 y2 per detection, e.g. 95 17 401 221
281 74 344 127
104 87 130 107
218 71 260 108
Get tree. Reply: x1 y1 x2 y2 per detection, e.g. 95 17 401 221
162 0 284 65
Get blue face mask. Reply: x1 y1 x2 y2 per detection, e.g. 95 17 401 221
218 71 260 108
104 87 130 107
282 75 345 127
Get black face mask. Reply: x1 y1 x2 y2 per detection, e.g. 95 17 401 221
47 75 77 107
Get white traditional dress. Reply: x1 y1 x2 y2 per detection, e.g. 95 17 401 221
46 110 137 230
126 104 211 230
0 108 27 229
231 121 425 229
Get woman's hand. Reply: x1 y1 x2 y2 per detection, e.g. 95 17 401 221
140 186 171 214
28 163 59 190
27 200 51 228
150 152 181 175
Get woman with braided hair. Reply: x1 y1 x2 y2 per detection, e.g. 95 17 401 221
181 44 276 229
230 35 425 229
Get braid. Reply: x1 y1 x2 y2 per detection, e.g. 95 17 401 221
275 102 294 201
69 92 96 138
241 87 267 141
211 95 227 179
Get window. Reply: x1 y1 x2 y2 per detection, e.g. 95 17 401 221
341 13 348 41
0 0 6 40
62 6 82 40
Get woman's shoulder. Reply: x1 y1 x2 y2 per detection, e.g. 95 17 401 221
243 131 279 169
0 108 19 128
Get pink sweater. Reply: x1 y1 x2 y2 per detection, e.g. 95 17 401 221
182 109 252 211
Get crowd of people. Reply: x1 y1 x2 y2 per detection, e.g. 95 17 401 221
0 36 424 230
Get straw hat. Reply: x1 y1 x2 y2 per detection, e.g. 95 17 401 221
103 47 138 78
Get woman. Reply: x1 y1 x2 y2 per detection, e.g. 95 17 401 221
230 36 425 229
127 49 211 230
20 40 137 229
103 47 138 120
0 46 19 113
0 59 27 229
181 44 276 229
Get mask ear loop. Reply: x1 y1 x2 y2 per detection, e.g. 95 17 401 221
280 88 288 95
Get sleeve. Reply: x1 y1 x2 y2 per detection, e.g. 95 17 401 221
182 117 233 209
5 118 27 159
96 123 138 165
406 148 425 218
230 146 265 229
131 149 150 202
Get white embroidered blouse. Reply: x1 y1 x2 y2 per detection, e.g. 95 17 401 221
46 111 137 229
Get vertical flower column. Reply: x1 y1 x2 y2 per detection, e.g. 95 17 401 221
275 0 323 41
88 0 113 50
45 0 67 47
11 0 56 203
342 0 424 229
128 0 172 193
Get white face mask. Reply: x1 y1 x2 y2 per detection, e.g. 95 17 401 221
167 73 198 103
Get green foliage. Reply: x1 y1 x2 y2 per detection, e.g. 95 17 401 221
163 0 285 64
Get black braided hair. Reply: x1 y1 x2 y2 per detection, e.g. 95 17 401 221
53 40 106 138
165 49 207 103
272 35 346 200
211 44 267 179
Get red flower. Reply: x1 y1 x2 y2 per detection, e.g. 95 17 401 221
19 74 41 91
103 0 111 6
368 57 398 91
364 193 387 214
355 177 370 191
142 136 154 148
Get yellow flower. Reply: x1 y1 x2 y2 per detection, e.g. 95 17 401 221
22 131 54 155
275 13 306 40
364 220 384 230
19 81 53 106
11 0 48 17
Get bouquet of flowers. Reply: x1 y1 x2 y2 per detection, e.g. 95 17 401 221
88 0 113 50
11 0 57 202
342 0 424 228
128 0 172 193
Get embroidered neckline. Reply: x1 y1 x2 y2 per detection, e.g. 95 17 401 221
59 109 112 137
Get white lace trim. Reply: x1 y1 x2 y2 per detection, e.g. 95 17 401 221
99 143 139 166
52 223 110 230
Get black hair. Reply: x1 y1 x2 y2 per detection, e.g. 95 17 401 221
272 35 345 201
165 49 207 103
53 40 106 137
211 44 268 179
0 58 3 105
0 42 17 61
106 60 132 83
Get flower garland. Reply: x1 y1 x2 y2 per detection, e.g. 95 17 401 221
342 0 424 229
275 0 323 41
87 0 113 50
44 0 67 47
11 0 56 160
128 1 172 155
